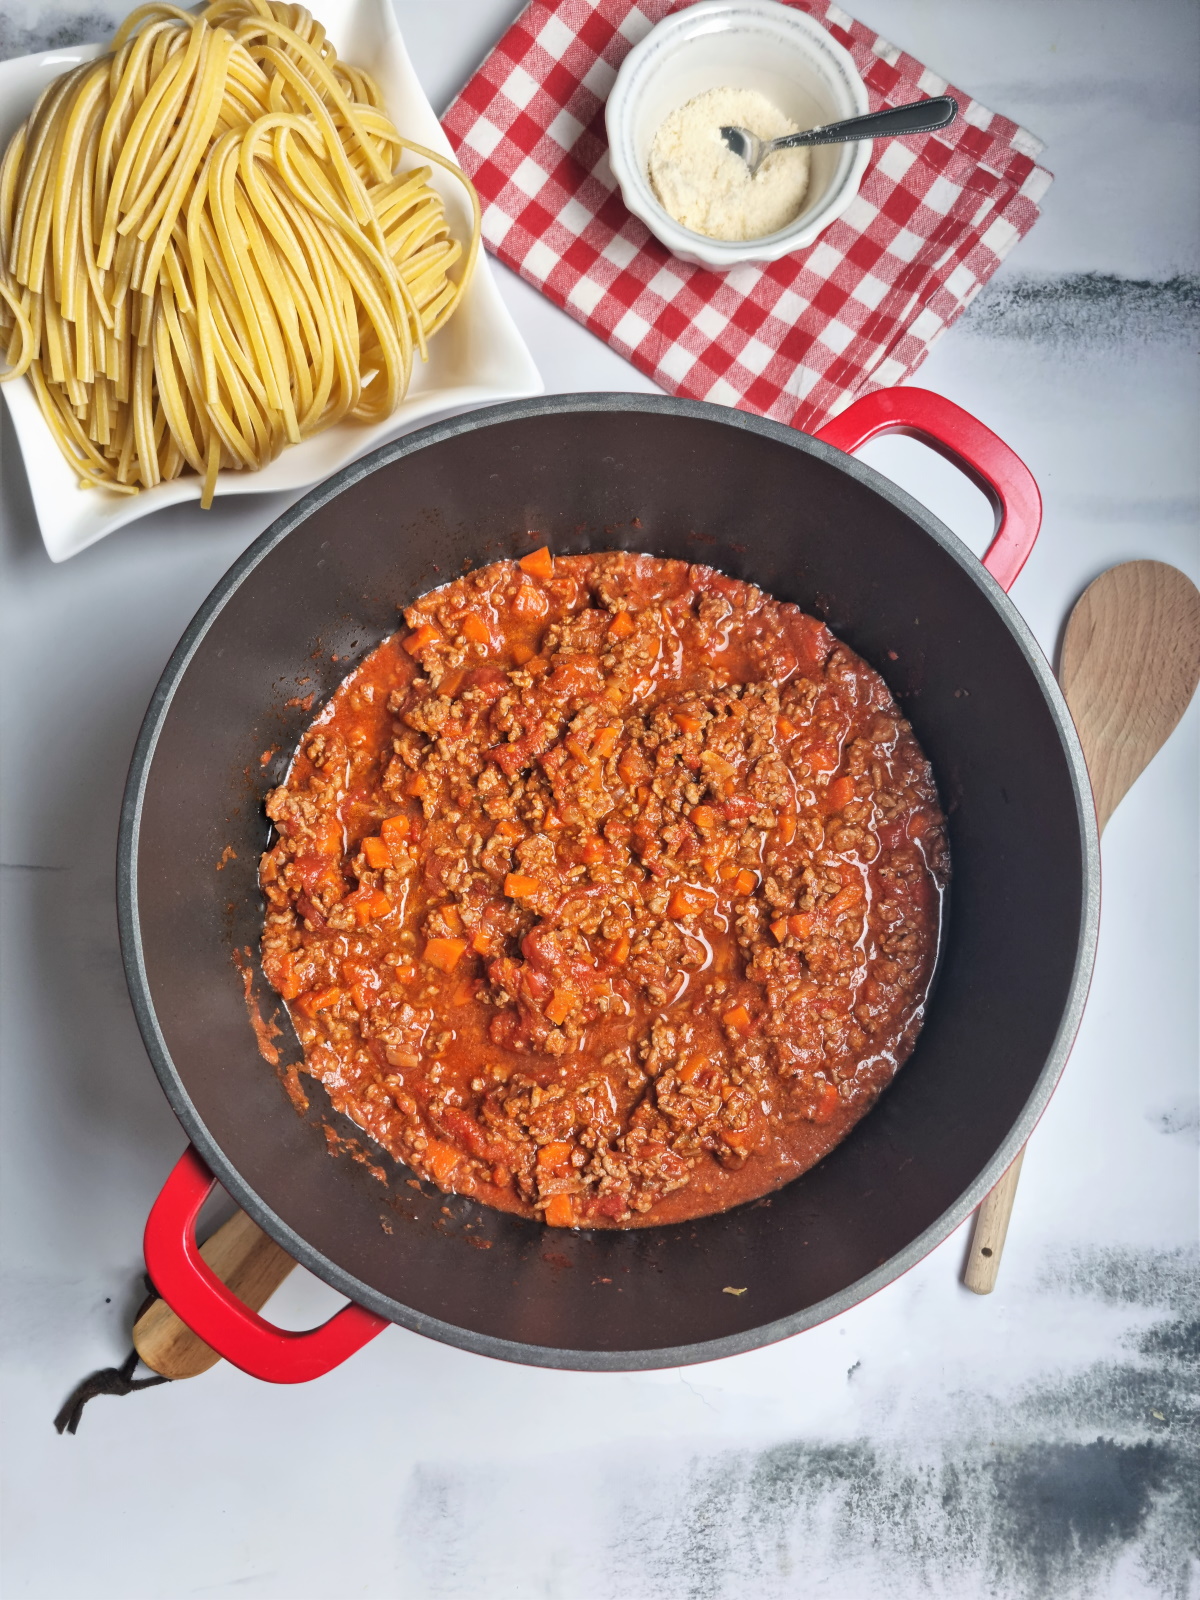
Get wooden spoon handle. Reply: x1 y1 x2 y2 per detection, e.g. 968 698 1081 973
963 1149 1024 1293
133 1208 296 1379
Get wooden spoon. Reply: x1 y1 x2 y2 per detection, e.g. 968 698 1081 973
964 560 1200 1293
132 561 1200 1371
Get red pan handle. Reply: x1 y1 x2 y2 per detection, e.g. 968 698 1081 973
814 387 1041 594
143 1145 389 1383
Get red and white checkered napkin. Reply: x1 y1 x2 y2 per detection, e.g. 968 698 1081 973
442 0 1053 432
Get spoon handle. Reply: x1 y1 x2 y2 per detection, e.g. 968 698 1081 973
774 95 958 150
962 1149 1025 1294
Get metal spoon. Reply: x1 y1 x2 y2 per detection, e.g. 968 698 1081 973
720 95 958 179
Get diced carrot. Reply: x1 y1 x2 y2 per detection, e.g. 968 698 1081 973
425 1140 460 1186
826 883 865 918
732 869 757 896
462 613 491 645
394 962 417 983
423 936 467 973
592 726 619 758
452 979 477 1006
580 836 607 864
605 681 625 704
348 888 392 925
440 904 462 933
690 804 719 833
542 810 563 833
471 930 492 956
438 668 466 699
718 860 739 881
361 835 390 869
518 546 554 581
810 1080 840 1124
514 580 548 620
807 743 840 772
603 933 630 966
617 750 643 785
828 776 856 810
403 623 441 656
673 711 701 735
380 813 411 844
404 772 427 797
722 1004 753 1034
545 990 576 1026
608 610 635 638
771 918 789 944
678 1053 709 1083
295 985 342 1018
538 1141 575 1169
543 1193 576 1228
668 884 715 919
511 640 535 666
504 872 540 899
789 912 814 938
776 716 797 740
494 819 524 842
272 954 302 1001
776 811 797 845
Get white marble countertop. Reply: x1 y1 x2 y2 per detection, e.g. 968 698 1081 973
1 3 1196 1597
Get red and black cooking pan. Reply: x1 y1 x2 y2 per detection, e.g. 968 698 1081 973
119 389 1098 1382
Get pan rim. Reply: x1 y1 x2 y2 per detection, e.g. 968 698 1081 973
117 391 1100 1370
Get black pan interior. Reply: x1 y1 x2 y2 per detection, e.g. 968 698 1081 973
122 397 1095 1367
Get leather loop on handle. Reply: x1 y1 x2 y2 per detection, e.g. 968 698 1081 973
143 1146 389 1383
814 388 1042 594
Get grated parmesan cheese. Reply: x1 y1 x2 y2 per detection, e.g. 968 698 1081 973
648 87 811 242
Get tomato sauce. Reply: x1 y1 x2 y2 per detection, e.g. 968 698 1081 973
260 551 947 1227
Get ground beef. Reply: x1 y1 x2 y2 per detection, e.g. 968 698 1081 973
259 550 948 1228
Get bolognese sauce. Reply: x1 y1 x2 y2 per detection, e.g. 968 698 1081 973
259 551 948 1227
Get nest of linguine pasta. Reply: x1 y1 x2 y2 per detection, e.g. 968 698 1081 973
0 1 480 504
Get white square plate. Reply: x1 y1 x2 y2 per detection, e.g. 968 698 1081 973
0 0 542 561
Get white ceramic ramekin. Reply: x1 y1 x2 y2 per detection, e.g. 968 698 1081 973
606 0 870 269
